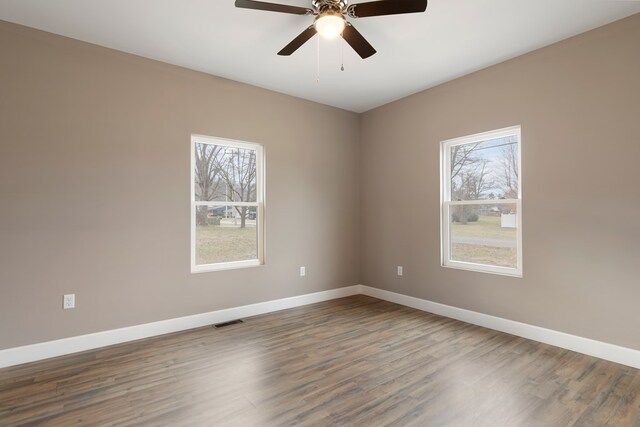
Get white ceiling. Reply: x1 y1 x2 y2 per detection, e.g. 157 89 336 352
1 0 639 112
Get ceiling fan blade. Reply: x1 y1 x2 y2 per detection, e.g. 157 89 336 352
347 0 428 18
342 23 376 59
235 0 313 15
278 26 317 56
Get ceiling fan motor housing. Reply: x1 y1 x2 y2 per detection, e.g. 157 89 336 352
312 0 348 14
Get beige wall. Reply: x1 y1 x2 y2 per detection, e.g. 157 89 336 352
2 13 640 352
0 21 360 349
360 14 640 349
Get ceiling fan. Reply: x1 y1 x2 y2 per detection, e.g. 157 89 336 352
235 0 429 59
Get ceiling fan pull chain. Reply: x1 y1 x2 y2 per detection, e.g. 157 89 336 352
341 36 345 71
317 35 320 83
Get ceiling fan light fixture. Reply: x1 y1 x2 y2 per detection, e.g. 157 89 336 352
314 13 346 39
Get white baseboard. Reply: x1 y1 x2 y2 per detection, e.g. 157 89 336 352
0 285 361 369
360 285 640 370
3 284 639 370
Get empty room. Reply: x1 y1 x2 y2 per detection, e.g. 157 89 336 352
1 0 640 425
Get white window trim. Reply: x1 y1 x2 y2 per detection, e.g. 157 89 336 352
440 125 523 277
190 134 265 273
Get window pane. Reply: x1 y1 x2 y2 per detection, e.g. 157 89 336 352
449 203 518 268
195 205 258 265
194 143 258 203
450 135 519 201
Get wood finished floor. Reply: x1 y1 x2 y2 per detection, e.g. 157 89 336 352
2 295 640 426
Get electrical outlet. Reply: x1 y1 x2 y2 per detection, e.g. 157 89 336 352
300 266 306 277
63 294 75 309
397 266 403 276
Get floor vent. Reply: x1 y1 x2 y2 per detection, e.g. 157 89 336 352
213 319 244 328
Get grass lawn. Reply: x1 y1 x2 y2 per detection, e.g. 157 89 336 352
196 225 256 265
451 215 516 240
451 243 517 268
450 215 517 268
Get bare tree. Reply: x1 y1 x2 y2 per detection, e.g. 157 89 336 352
450 137 519 223
450 144 492 224
498 142 518 199
450 142 481 185
215 147 257 228
194 144 223 226
462 160 492 200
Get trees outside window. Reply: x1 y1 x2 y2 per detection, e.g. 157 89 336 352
191 135 264 272
441 126 522 276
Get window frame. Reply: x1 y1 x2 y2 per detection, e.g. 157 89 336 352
440 125 523 277
190 134 265 273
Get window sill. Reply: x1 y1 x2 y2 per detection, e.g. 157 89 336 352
191 259 263 274
442 261 522 278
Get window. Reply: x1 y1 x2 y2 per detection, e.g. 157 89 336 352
191 135 264 272
441 126 522 276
